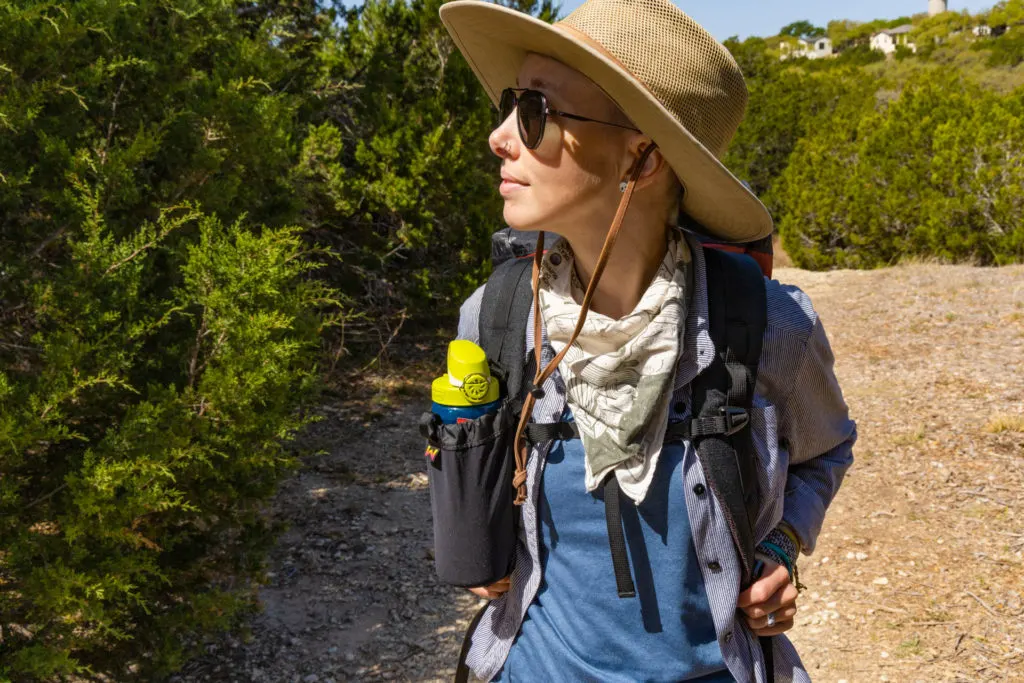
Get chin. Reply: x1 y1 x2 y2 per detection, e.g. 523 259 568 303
503 203 558 234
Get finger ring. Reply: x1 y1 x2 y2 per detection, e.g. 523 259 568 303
766 611 777 627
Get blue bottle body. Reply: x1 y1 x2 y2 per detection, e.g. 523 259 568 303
432 399 502 424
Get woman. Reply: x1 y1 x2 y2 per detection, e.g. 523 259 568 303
440 0 856 681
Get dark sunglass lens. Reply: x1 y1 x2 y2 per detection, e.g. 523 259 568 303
518 91 545 148
499 89 516 124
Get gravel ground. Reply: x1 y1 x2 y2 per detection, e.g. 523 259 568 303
178 263 1024 683
779 263 1024 682
175 394 478 683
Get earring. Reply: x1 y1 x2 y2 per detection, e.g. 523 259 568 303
619 180 628 193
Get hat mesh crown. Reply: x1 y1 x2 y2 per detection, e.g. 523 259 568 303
558 0 747 158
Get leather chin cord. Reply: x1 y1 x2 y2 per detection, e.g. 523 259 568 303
511 143 659 505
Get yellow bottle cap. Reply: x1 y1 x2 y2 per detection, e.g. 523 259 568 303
431 340 500 407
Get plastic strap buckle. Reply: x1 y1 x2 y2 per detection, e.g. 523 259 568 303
721 406 749 436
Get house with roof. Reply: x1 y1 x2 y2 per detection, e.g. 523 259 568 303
870 25 917 54
779 36 834 61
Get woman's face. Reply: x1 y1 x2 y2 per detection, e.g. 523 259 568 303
489 54 643 240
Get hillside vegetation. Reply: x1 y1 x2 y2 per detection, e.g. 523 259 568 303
724 0 1024 268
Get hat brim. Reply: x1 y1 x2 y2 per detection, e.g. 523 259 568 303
439 1 773 243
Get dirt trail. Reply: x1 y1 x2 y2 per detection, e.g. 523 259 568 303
179 264 1024 683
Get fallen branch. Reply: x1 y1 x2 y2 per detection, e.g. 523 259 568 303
964 591 1001 620
358 310 408 373
24 483 68 510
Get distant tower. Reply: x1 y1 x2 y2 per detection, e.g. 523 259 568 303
928 0 948 17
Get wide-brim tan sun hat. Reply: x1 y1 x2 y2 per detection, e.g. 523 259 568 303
439 0 773 243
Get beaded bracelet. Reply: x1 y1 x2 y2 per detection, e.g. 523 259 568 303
777 523 802 556
756 529 807 593
759 540 793 577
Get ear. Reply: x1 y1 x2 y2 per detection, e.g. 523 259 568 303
623 139 665 188
640 147 661 177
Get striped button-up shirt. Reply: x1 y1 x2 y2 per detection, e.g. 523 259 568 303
455 232 857 682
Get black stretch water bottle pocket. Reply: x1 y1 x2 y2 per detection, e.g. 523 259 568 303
420 399 518 588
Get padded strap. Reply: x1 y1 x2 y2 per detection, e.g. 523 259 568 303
490 228 542 266
479 257 534 401
692 247 767 586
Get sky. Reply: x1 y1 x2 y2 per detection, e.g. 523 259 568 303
554 1 999 41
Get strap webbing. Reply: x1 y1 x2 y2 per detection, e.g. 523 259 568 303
522 415 743 446
602 475 636 599
761 635 775 682
454 602 489 683
523 421 579 444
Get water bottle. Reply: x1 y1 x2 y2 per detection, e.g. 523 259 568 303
431 340 501 424
424 339 515 587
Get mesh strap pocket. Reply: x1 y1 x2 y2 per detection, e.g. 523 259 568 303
421 399 518 588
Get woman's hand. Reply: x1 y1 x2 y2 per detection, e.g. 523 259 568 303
468 576 511 600
737 560 798 636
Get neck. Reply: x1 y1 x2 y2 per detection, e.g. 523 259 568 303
568 214 672 320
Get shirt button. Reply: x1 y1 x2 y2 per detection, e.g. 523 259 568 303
723 631 733 643
693 483 706 496
708 560 722 572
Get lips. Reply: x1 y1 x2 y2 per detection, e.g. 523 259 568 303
499 175 528 197
500 170 529 186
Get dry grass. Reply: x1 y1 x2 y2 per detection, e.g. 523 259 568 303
985 414 1024 434
775 263 1024 682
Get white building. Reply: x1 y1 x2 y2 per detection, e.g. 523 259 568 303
809 36 834 58
870 25 917 55
928 0 948 17
972 24 993 36
779 36 834 60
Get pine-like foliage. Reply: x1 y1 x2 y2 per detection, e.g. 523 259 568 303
0 0 563 677
0 1 340 678
295 0 557 345
772 71 1024 267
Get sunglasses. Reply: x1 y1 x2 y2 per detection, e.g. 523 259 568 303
498 88 640 149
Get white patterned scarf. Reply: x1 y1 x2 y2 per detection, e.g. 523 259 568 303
538 234 692 503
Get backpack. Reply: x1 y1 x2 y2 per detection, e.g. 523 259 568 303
462 227 775 681
482 226 767 584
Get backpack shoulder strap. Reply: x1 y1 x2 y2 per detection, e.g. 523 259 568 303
478 257 533 401
692 246 767 586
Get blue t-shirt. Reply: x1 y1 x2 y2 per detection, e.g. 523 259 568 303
494 429 732 682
